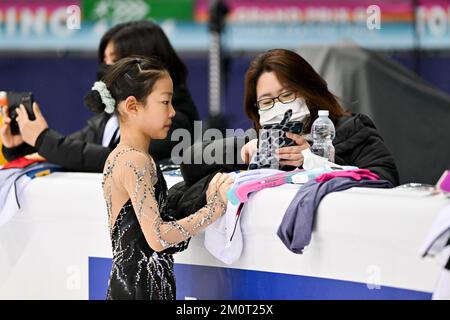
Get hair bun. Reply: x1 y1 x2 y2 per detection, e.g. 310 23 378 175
84 90 106 113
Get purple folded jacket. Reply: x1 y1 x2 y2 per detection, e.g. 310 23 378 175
277 177 393 254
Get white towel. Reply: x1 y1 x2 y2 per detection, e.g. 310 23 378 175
420 204 450 300
204 169 282 264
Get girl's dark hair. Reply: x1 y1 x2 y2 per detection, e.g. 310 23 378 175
84 56 168 115
98 20 187 86
244 49 349 132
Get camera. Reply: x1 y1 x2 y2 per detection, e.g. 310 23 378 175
5 92 35 135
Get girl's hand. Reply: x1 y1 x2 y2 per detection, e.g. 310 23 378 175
275 132 310 167
206 172 234 203
206 172 222 202
217 173 234 203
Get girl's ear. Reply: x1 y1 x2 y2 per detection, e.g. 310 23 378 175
122 96 139 117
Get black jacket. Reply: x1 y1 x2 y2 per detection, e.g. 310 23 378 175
333 113 399 186
2 85 199 172
167 136 249 220
167 113 399 219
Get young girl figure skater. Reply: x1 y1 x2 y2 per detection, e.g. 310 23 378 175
85 56 233 300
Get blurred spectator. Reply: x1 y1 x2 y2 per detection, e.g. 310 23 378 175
0 20 199 172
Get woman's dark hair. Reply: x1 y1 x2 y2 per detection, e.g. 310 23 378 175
98 20 187 86
244 49 349 132
84 56 169 115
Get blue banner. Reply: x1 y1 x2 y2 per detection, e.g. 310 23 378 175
89 257 432 300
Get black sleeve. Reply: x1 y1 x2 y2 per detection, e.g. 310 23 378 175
334 115 399 186
35 128 111 172
349 134 399 186
181 136 250 186
66 122 94 141
2 142 36 162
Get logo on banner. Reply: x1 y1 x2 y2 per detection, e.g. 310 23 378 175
67 5 81 30
367 5 381 30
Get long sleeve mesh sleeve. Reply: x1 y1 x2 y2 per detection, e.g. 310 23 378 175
109 148 226 252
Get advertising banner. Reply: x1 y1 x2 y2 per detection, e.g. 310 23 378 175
0 1 449 51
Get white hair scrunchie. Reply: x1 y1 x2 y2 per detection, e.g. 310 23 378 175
92 81 116 114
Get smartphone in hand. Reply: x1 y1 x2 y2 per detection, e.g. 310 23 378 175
7 92 34 135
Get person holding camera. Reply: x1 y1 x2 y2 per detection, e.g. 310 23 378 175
0 100 48 155
0 20 199 172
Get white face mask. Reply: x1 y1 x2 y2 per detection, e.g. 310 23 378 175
258 97 310 126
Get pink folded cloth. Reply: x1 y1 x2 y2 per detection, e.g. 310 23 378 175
437 170 450 193
316 169 379 182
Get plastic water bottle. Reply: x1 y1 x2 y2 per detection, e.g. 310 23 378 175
310 110 335 162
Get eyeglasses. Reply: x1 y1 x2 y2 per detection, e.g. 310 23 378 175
256 91 296 111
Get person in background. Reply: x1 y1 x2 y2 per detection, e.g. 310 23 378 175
240 49 399 186
89 56 233 300
0 20 199 172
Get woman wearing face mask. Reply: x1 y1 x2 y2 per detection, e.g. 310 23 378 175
0 20 199 172
241 49 399 186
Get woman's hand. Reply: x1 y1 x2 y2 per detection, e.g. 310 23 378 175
15 102 48 147
275 132 310 167
206 172 235 204
0 105 25 148
240 138 258 164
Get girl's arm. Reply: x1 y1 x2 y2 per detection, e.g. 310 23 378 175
118 150 227 252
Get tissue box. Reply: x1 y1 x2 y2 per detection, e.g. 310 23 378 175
436 170 450 193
